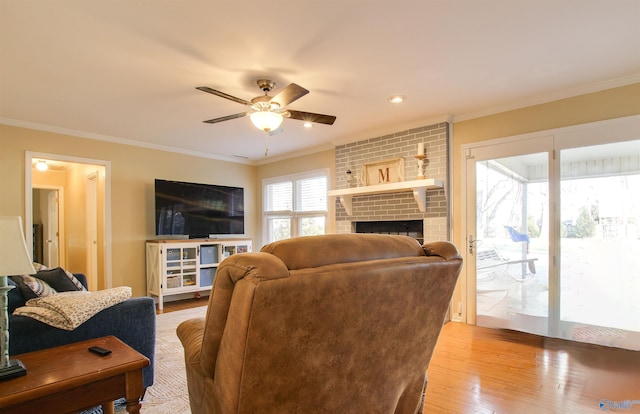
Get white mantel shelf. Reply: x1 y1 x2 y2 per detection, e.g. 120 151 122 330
327 178 444 215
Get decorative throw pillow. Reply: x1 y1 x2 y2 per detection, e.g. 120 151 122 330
62 268 87 291
34 267 86 292
32 262 48 271
9 275 37 301
10 274 57 301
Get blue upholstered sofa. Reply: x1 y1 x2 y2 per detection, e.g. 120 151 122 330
7 272 156 390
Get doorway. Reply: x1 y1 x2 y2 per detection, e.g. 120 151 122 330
32 187 64 268
466 137 552 338
463 116 640 350
25 152 112 291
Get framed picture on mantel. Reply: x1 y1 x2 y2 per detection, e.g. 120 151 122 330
360 158 405 186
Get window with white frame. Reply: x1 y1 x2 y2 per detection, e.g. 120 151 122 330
263 170 328 243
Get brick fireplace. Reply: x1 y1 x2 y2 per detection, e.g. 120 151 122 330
333 122 450 243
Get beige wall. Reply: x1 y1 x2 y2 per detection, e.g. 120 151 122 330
0 124 257 296
70 163 106 289
66 165 87 272
2 83 638 300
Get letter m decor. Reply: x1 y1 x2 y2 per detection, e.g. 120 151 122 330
361 158 405 186
378 167 390 183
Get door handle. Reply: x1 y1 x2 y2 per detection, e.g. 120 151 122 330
468 235 480 254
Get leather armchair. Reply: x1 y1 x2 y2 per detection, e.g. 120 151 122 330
177 234 462 414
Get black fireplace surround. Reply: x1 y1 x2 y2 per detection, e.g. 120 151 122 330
354 220 424 244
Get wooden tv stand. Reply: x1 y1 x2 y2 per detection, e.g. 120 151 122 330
146 238 252 310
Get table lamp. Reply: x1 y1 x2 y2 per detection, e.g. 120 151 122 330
0 216 36 380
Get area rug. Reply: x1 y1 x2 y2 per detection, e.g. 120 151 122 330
571 325 627 348
116 305 207 414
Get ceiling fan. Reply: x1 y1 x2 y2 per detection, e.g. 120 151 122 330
196 79 336 134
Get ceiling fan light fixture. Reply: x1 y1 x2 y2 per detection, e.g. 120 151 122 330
249 110 284 132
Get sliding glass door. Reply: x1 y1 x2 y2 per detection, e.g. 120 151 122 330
467 138 552 337
558 141 640 350
464 116 640 350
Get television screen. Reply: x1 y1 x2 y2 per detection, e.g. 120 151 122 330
154 179 244 237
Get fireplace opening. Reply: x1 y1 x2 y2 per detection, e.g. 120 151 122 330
354 220 424 244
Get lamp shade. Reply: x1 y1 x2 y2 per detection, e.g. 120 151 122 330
0 216 36 276
249 110 284 132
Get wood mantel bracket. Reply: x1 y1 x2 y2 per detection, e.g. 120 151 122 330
327 178 443 216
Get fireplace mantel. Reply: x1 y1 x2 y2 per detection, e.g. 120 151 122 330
328 178 443 215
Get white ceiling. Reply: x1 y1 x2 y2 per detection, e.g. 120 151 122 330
2 1 639 164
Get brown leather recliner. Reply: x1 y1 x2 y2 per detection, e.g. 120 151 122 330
177 233 463 414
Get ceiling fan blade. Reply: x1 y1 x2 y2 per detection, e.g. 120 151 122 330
196 86 252 106
287 110 336 125
203 112 247 124
270 83 309 106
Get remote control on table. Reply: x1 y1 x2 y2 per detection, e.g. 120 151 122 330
88 346 112 356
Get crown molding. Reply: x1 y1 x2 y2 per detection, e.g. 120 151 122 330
453 74 640 123
253 142 336 166
0 118 252 165
3 75 637 165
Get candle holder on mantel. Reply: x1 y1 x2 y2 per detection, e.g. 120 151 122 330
346 169 357 188
415 154 427 179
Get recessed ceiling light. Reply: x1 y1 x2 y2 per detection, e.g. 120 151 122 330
35 160 48 171
388 95 406 104
303 122 313 128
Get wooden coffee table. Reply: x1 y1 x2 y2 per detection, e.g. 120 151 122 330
0 336 150 414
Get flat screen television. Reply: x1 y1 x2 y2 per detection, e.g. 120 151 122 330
154 179 244 238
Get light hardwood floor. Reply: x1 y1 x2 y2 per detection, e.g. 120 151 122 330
155 297 210 314
426 322 640 413
159 300 640 413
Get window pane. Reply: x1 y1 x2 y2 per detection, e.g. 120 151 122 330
560 140 640 335
300 216 325 236
296 176 327 212
266 181 292 211
268 217 291 242
475 153 549 338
